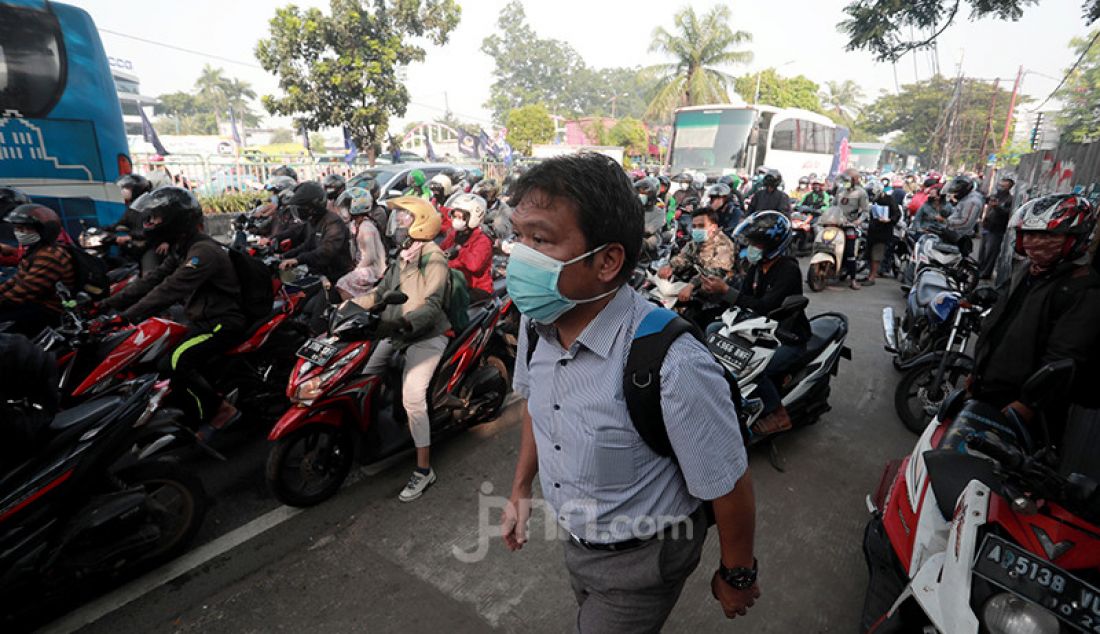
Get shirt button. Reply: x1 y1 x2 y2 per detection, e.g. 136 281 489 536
559 359 568 367
553 404 561 411
554 444 561 451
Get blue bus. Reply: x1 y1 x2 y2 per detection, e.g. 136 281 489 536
0 0 130 233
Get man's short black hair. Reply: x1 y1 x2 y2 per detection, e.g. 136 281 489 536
690 207 719 224
1000 178 1016 187
511 153 644 281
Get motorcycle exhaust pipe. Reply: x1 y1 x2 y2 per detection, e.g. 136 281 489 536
882 307 897 352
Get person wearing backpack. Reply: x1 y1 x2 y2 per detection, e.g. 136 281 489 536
101 187 246 440
0 204 76 336
499 154 758 632
440 192 493 302
349 196 451 502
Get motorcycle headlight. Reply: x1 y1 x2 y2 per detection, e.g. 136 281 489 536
982 593 1059 634
293 377 324 404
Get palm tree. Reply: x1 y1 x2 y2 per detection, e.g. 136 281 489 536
819 80 865 120
224 78 258 129
194 64 230 126
644 5 753 122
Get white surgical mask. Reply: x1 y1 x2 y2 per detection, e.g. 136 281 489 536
451 219 468 232
14 229 40 246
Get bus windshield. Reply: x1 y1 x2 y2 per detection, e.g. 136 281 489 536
670 109 755 174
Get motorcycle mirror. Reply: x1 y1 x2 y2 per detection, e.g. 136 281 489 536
1021 360 1076 408
381 291 408 306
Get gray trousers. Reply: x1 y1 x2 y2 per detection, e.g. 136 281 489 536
562 509 708 634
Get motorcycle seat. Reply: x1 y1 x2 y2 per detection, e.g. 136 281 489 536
441 306 496 360
49 395 124 432
933 242 960 255
913 270 951 307
804 314 847 357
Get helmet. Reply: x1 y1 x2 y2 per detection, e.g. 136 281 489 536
634 176 659 196
798 176 810 186
762 169 783 189
407 169 427 189
443 166 468 185
285 181 328 218
117 174 152 203
449 193 488 229
467 167 484 187
867 179 885 199
322 173 346 200
691 172 707 191
657 175 671 192
387 196 441 242
947 175 974 199
0 187 31 216
272 165 299 182
705 183 731 200
1013 194 1098 260
336 186 374 217
429 173 453 198
733 211 792 258
132 187 202 244
811 176 825 186
836 173 853 189
5 204 63 244
264 175 297 195
473 178 500 200
671 172 694 185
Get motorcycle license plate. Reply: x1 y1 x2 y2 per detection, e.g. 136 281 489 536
974 534 1100 632
706 333 753 373
296 339 338 365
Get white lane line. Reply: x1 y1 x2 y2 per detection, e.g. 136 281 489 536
41 504 303 634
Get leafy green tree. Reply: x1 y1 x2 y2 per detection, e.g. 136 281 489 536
609 117 648 156
270 128 294 143
644 5 753 122
584 118 612 145
256 0 461 165
819 79 865 120
506 104 555 155
1057 29 1100 143
858 76 1020 168
309 132 328 152
732 69 823 111
840 0 1099 61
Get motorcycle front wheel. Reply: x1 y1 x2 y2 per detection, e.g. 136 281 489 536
894 360 969 434
266 424 355 507
807 262 830 292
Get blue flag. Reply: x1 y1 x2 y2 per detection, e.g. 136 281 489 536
478 130 497 159
424 128 437 161
457 128 480 159
343 126 358 164
501 140 513 167
139 106 169 155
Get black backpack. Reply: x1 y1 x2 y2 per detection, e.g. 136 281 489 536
226 246 275 323
62 244 110 300
525 307 749 525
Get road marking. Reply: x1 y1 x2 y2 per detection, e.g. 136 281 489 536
41 504 303 634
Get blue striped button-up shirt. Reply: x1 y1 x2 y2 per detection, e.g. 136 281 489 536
514 285 747 543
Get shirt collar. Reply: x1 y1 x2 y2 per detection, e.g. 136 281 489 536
534 284 634 360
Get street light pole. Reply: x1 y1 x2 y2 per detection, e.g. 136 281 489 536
753 60 795 105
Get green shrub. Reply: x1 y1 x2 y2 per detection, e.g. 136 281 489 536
200 192 267 214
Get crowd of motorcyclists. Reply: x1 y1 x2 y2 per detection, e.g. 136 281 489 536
2 151 1099 628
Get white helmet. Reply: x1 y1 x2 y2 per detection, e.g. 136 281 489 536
429 173 453 197
449 193 487 229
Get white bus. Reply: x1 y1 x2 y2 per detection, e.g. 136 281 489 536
669 104 841 185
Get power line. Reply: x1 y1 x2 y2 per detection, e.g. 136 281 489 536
98 28 264 69
1031 29 1100 112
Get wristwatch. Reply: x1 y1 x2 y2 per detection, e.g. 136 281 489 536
717 558 758 590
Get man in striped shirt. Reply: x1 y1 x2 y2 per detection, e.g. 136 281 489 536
0 205 75 337
500 154 759 633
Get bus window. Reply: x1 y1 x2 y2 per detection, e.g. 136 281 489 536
0 5 64 118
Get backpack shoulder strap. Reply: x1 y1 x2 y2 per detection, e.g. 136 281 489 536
623 308 699 458
524 319 540 368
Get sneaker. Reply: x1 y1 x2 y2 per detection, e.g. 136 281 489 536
399 468 437 502
849 279 861 290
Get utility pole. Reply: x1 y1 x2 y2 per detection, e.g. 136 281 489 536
998 66 1024 152
977 78 1000 173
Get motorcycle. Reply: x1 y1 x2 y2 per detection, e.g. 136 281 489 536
807 210 864 291
706 296 851 447
861 361 1100 633
790 206 818 257
899 225 977 292
888 286 998 433
0 377 207 627
267 291 513 507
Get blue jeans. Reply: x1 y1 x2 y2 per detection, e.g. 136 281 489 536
756 343 806 414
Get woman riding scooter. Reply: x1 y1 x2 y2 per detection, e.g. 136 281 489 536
350 197 451 502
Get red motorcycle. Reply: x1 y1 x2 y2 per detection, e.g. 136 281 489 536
862 360 1100 633
266 291 513 507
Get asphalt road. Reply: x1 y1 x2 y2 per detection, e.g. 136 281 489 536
51 270 917 634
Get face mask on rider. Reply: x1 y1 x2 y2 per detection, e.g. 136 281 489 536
451 218 468 232
505 243 616 325
638 194 649 206
691 228 708 243
745 245 764 264
14 229 40 246
1022 233 1068 276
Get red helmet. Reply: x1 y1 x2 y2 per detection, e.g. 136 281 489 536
1013 194 1098 259
5 203 63 244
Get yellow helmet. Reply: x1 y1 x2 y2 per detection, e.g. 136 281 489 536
386 196 441 242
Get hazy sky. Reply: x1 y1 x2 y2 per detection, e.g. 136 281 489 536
67 0 1092 129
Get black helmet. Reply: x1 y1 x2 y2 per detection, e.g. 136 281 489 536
116 174 152 203
657 175 671 191
671 172 694 185
705 183 732 200
322 173 346 200
634 176 659 196
762 169 783 189
947 175 974 199
443 166 468 184
0 187 31 216
733 210 793 259
473 178 500 200
286 181 327 218
272 165 299 182
264 175 297 195
5 203 63 245
133 187 202 245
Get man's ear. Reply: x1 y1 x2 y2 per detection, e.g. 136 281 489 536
596 243 626 283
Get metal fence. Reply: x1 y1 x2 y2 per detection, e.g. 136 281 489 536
995 142 1100 207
